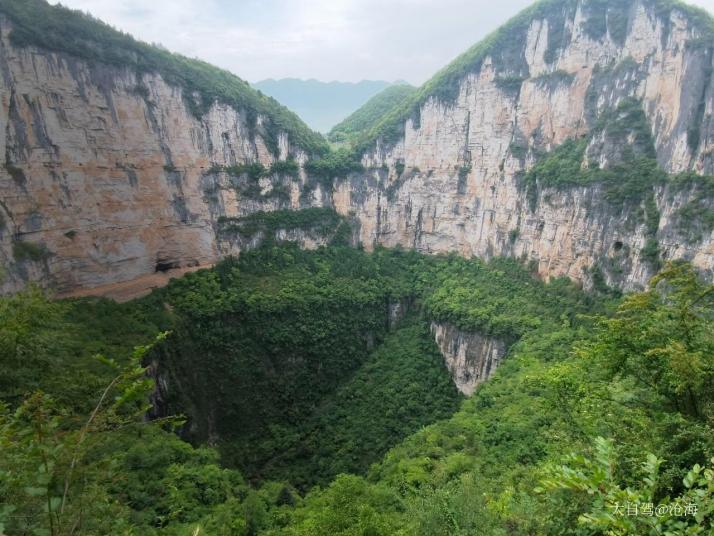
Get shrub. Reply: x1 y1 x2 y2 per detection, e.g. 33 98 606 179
269 159 299 178
12 240 50 262
395 161 405 177
640 238 661 270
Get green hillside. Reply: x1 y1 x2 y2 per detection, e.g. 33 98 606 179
2 0 714 533
0 0 328 157
252 79 394 133
328 84 416 144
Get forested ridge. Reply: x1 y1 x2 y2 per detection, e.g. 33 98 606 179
1 240 713 535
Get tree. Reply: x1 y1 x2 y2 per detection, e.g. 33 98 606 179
538 437 714 535
580 262 714 421
0 334 167 535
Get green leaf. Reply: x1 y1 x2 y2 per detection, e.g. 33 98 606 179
23 486 47 497
43 497 62 513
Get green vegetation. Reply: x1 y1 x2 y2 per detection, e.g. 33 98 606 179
581 0 631 44
0 0 328 157
208 160 300 181
154 245 418 483
217 208 350 244
422 255 598 341
12 240 51 262
2 239 714 534
272 263 714 535
395 161 406 178
520 97 713 261
303 148 364 182
343 0 588 153
269 159 300 178
494 75 526 94
341 0 714 155
532 69 575 89
205 160 301 203
328 84 416 144
522 99 668 224
3 0 714 533
520 100 678 273
509 141 529 160
640 237 661 270
670 172 714 242
384 169 413 202
301 147 364 196
249 319 461 489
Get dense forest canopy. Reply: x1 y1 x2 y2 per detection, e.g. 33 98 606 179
1 240 713 534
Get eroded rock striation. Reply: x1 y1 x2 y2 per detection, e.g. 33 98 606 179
431 322 507 395
1 0 714 296
335 0 714 290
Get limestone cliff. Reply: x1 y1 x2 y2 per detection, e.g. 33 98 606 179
430 322 507 395
2 0 714 296
335 0 714 290
0 3 326 295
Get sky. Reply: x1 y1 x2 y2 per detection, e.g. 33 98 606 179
54 0 714 85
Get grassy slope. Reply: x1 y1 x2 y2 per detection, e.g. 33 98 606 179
0 0 328 157
327 84 416 144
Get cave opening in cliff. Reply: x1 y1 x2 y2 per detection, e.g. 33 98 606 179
155 260 180 273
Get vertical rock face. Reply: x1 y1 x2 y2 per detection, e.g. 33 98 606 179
0 18 315 294
334 0 714 290
430 322 507 395
1 0 714 296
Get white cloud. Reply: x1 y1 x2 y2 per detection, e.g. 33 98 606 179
54 0 714 84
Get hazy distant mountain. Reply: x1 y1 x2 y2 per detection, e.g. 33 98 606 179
252 78 398 133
